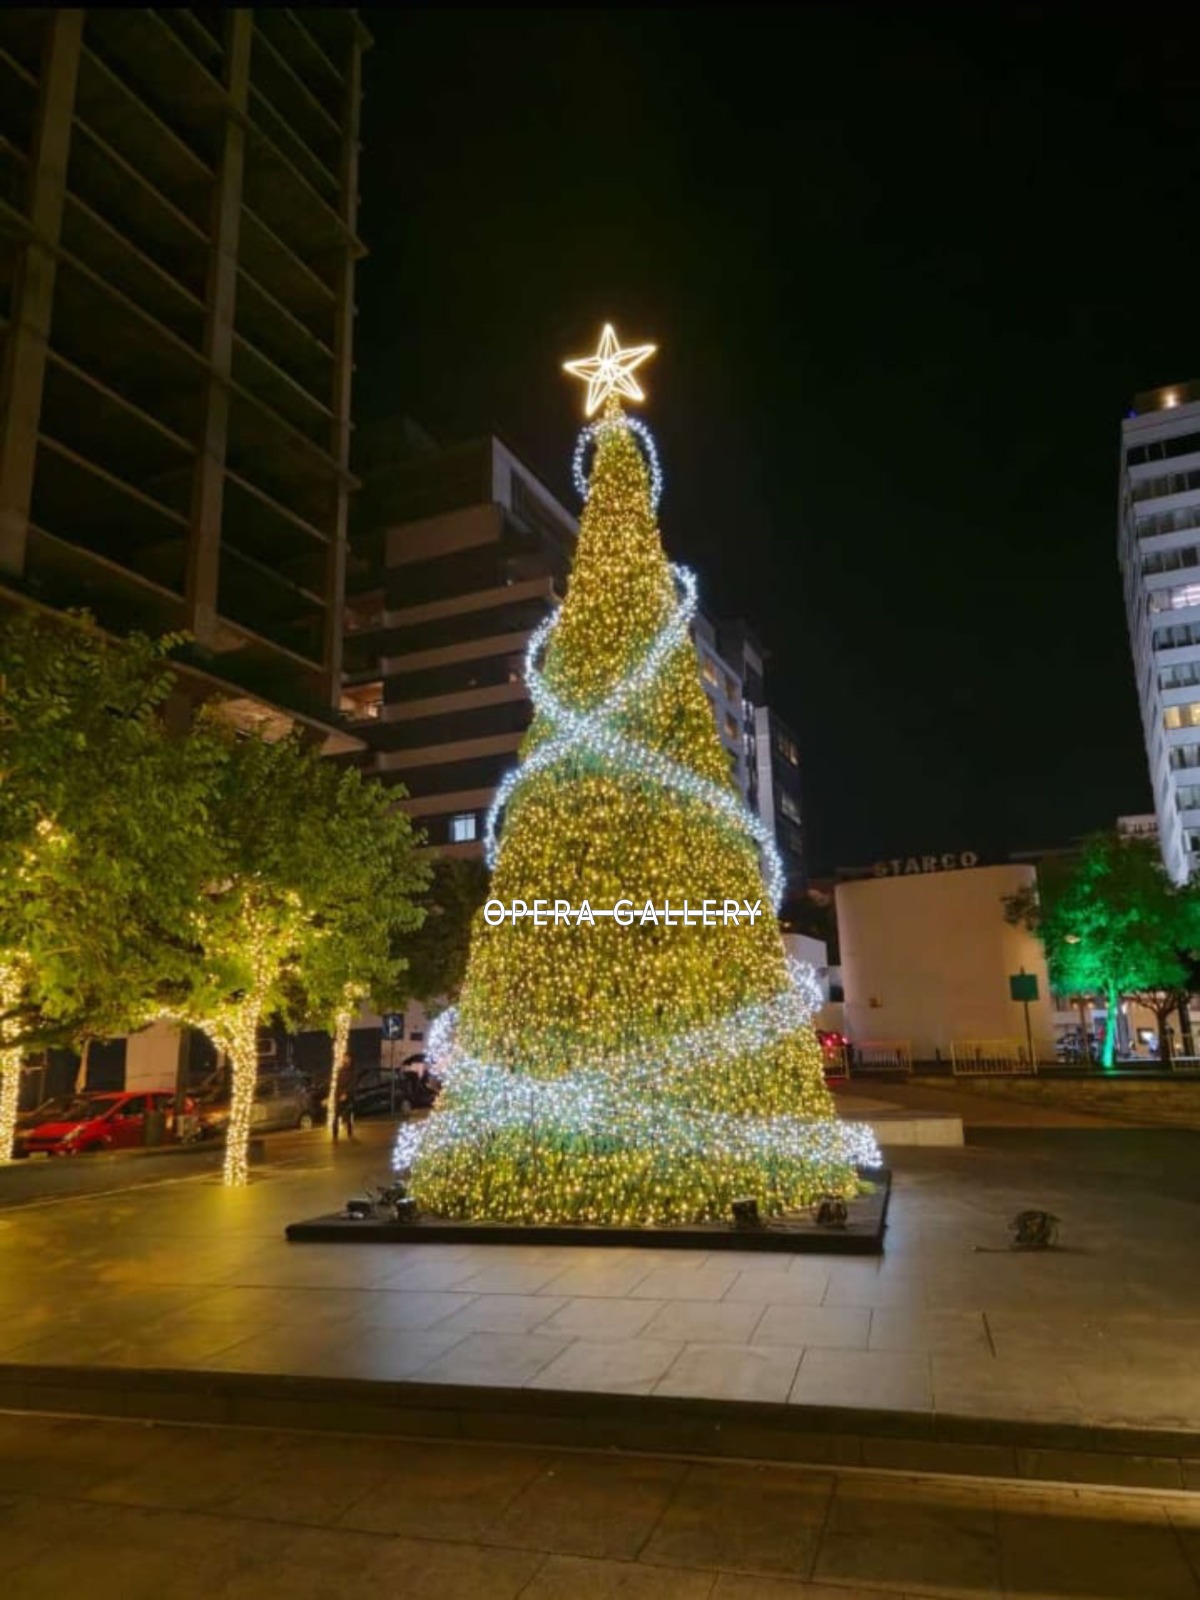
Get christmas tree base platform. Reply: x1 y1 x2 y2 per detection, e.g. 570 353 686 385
285 1166 889 1255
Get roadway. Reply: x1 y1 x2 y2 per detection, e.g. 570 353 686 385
0 1123 369 1211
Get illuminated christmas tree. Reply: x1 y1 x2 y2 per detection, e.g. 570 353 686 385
400 326 879 1224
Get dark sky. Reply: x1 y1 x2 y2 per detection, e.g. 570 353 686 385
353 7 1200 876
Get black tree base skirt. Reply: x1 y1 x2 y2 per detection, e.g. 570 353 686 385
286 1166 890 1255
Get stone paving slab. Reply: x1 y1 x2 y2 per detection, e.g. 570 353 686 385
1 1411 1199 1599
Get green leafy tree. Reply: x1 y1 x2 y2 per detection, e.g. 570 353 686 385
176 731 428 1183
400 857 491 1007
1004 832 1200 1068
0 612 221 1158
281 760 429 1127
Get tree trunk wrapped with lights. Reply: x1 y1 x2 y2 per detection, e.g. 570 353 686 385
402 327 879 1224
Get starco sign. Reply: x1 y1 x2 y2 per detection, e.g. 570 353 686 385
872 851 980 878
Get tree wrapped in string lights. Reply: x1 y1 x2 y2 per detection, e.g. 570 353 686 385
400 326 879 1224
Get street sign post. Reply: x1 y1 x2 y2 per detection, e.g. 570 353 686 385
381 1013 403 1073
1009 969 1039 1066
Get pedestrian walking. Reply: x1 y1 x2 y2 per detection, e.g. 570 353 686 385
331 1053 356 1141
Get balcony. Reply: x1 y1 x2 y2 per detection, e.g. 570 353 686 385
74 44 214 233
84 9 229 169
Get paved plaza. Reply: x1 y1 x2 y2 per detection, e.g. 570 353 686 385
1 1409 1198 1600
2 1116 1199 1596
0 1121 1198 1435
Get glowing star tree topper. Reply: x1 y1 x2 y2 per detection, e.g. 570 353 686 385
399 328 879 1226
563 322 657 417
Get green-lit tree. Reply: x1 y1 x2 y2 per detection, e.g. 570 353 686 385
0 612 221 1159
1004 832 1200 1068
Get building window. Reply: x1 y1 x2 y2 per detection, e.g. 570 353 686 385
1168 745 1200 771
1132 465 1200 504
1148 582 1200 613
449 813 477 843
774 732 800 766
723 673 738 701
1159 661 1200 691
1165 703 1200 731
700 657 719 688
345 600 385 634
1153 621 1200 651
1127 429 1200 468
779 790 803 825
339 682 383 721
1143 544 1200 577
724 713 739 741
1176 784 1200 811
1136 505 1200 542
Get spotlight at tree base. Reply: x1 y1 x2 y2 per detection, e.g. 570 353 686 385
396 328 880 1225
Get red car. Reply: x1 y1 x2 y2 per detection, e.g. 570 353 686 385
22 1090 191 1156
816 1030 849 1082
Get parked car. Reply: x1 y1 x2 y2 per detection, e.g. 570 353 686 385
816 1030 848 1081
11 1096 73 1158
21 1091 192 1156
195 1071 316 1139
341 1060 441 1120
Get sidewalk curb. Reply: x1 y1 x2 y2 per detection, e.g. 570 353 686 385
0 1362 1195 1493
8 1139 268 1170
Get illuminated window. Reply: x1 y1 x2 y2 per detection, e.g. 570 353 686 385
780 791 803 825
449 813 477 843
1148 581 1200 613
701 657 719 688
339 683 383 721
724 713 738 741
1165 702 1200 730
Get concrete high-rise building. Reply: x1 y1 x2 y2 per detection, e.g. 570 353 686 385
0 8 369 738
1119 380 1200 882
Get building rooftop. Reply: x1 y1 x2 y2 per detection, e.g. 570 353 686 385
1129 380 1200 418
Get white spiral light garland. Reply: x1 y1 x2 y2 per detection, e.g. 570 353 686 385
484 556 786 909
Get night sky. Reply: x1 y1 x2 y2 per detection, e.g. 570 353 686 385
352 8 1200 876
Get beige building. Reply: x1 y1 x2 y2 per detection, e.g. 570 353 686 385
835 862 1055 1064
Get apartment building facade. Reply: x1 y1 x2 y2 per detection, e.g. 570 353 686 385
343 434 575 852
0 7 368 735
